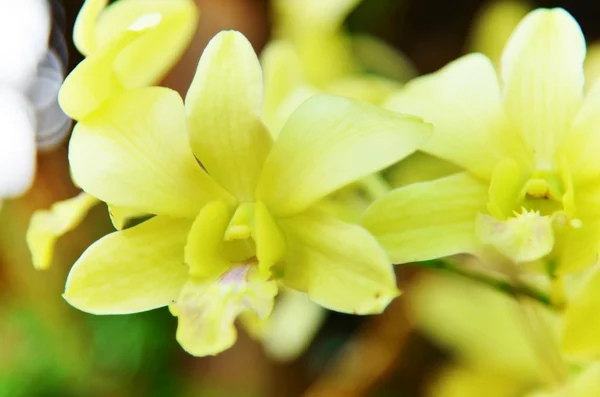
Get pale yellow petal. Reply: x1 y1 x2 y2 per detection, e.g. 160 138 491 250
552 219 600 275
96 0 199 88
107 204 148 230
262 288 326 362
186 30 272 201
170 265 278 356
69 87 232 218
351 34 417 82
570 364 600 397
486 159 523 219
257 94 431 217
261 40 305 134
59 32 136 120
585 42 600 92
385 53 525 179
564 80 600 185
272 0 360 86
64 216 191 314
27 193 100 270
274 0 361 32
266 85 318 139
429 364 526 397
184 201 233 279
501 8 585 170
254 201 287 276
467 0 530 67
476 211 554 264
325 75 401 105
410 273 555 380
561 267 600 357
362 173 488 264
73 0 108 56
279 209 398 315
384 152 461 189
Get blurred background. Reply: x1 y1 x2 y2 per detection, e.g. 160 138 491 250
1 0 599 396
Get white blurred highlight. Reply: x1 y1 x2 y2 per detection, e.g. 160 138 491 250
0 0 51 90
0 87 37 197
0 0 71 200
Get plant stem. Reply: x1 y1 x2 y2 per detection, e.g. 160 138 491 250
416 259 554 308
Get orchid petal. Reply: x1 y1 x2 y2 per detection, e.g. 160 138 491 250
64 216 191 314
258 94 431 217
69 87 232 218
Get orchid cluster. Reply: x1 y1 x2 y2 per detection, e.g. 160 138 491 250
22 0 600 394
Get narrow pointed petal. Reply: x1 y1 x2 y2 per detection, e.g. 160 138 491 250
562 268 600 358
279 209 398 314
257 94 431 217
170 265 278 356
186 31 273 201
95 0 199 89
385 53 524 179
73 0 108 56
501 8 585 170
184 201 233 279
362 173 488 264
64 216 191 314
27 193 100 270
69 87 232 218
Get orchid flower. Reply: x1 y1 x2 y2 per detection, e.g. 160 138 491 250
60 30 431 356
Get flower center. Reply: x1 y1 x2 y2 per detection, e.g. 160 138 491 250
521 172 565 217
480 164 581 264
222 202 257 264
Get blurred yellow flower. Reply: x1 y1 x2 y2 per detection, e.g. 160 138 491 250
27 0 198 270
63 0 199 120
410 273 600 397
262 0 414 135
466 0 531 68
61 31 431 356
365 8 600 277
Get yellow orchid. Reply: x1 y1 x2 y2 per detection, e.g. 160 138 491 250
27 0 198 270
364 8 600 278
62 30 431 356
